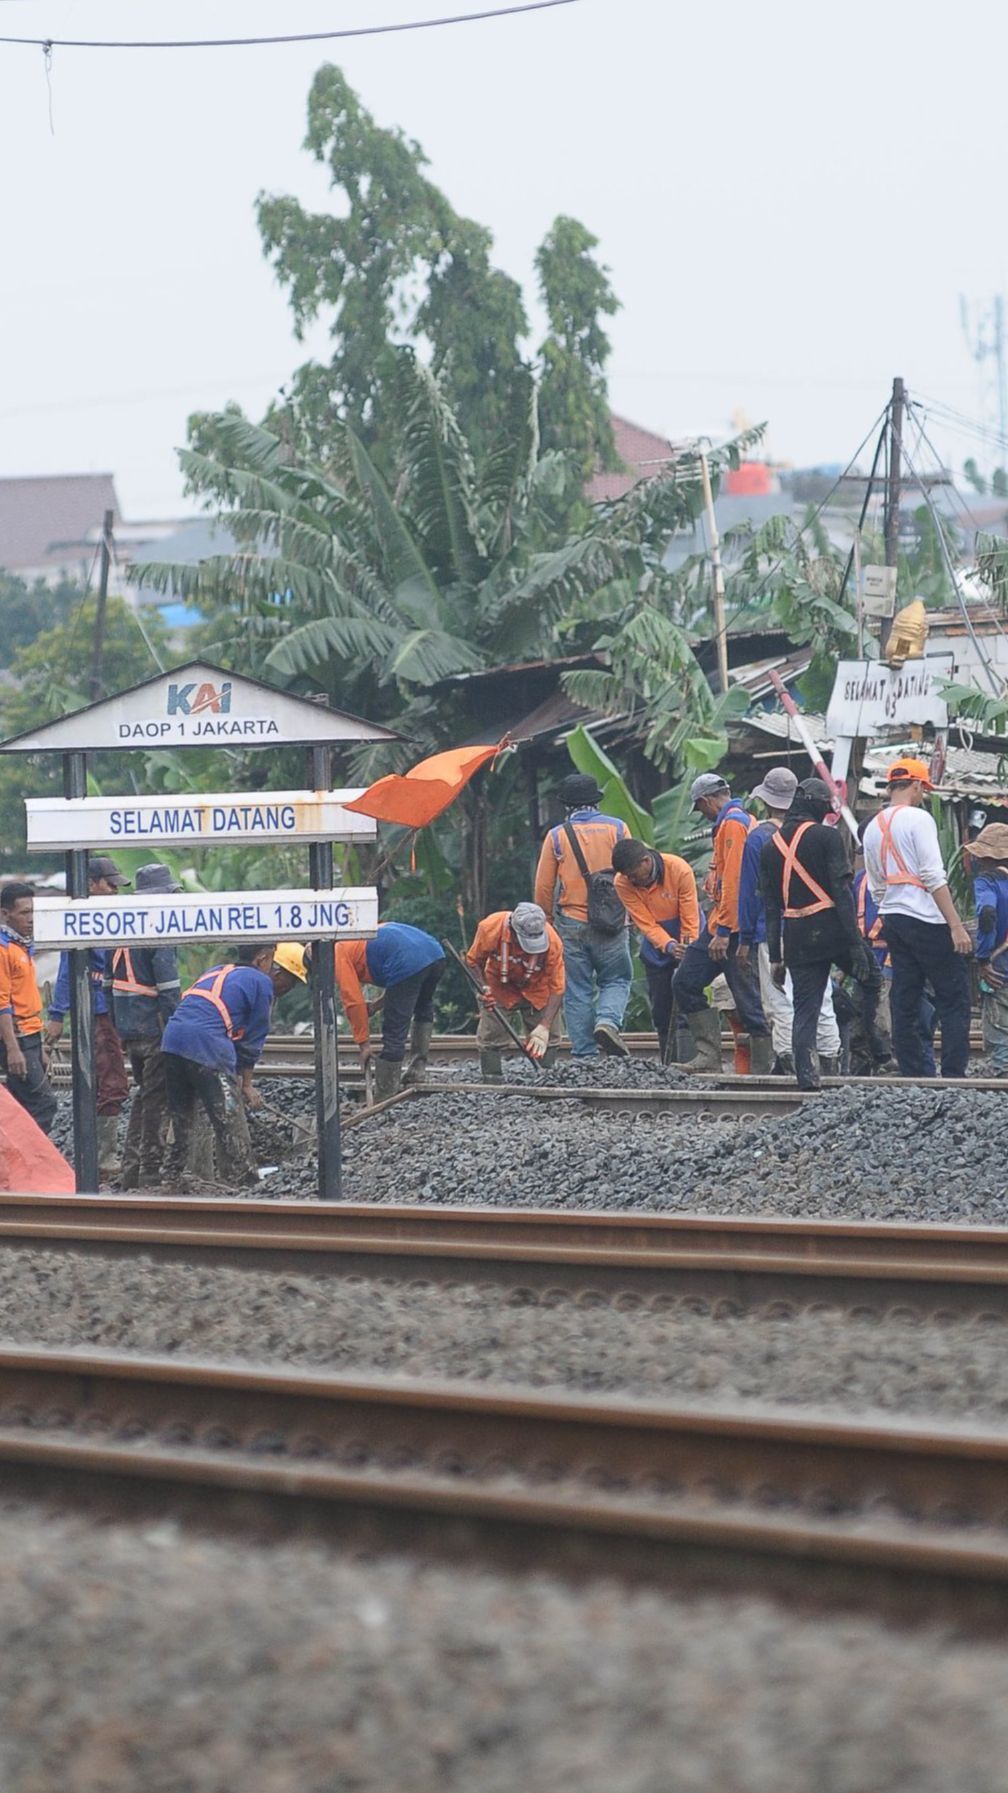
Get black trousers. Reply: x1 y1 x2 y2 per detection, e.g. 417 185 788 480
789 947 880 1089
162 1052 257 1188
380 960 445 1062
883 912 971 1078
0 1033 57 1136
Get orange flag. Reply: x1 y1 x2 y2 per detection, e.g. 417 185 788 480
343 739 507 829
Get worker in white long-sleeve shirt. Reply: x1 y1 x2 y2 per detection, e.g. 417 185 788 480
862 757 972 1078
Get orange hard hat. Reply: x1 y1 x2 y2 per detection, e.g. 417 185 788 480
886 756 933 790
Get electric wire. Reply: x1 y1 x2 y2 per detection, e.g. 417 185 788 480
719 404 889 637
907 400 1008 660
0 0 576 49
900 424 1005 700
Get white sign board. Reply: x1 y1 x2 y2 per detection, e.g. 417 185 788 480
33 888 378 948
0 661 395 753
826 655 955 737
861 565 898 619
25 791 378 852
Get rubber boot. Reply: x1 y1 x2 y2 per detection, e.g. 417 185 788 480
402 1021 433 1087
819 1055 842 1078
684 1006 723 1073
748 1033 774 1075
373 1057 402 1102
771 1052 795 1076
97 1114 121 1179
479 1048 504 1085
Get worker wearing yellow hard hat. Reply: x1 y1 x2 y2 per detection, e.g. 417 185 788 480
271 942 309 997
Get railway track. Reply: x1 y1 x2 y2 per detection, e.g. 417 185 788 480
46 1025 993 1085
2 1194 1008 1317
2 1342 1008 1612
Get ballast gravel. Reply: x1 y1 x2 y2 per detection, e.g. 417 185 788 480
0 1247 1006 1423
1 1499 1008 1793
329 1082 1008 1222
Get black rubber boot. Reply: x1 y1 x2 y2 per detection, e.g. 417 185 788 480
771 1052 795 1076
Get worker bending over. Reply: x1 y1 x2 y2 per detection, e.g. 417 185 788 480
670 774 771 1072
0 881 57 1136
106 864 182 1188
611 839 700 1053
967 822 1008 1075
862 758 972 1078
46 855 131 1177
535 773 632 1058
760 778 879 1090
737 766 842 1076
160 944 277 1190
336 921 445 1099
466 901 565 1080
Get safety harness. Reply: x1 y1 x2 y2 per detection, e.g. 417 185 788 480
493 918 544 988
180 963 243 1039
875 809 926 890
856 877 890 967
772 821 835 919
111 947 158 998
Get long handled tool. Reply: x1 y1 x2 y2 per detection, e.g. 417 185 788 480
441 937 543 1069
252 1094 315 1145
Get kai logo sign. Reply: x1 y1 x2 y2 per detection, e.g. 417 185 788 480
166 680 232 718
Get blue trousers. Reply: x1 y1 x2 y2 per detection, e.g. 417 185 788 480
555 913 633 1056
670 931 769 1037
883 912 971 1078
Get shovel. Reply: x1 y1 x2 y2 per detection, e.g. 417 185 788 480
441 937 547 1072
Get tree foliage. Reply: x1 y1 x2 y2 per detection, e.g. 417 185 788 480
535 215 620 494
0 573 86 668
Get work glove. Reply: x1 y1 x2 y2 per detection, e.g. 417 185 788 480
526 1024 551 1059
479 987 497 1011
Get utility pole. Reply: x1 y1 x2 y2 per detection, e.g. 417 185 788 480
698 449 730 696
881 378 905 653
89 508 114 703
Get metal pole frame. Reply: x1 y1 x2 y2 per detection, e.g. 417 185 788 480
307 744 342 1200
63 750 99 1192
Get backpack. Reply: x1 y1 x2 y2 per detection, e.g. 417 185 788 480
562 821 627 937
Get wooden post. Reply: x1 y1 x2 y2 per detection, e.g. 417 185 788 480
699 449 730 696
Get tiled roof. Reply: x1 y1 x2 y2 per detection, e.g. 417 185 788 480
0 474 120 575
585 413 676 504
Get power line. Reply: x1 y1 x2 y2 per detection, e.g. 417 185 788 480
0 0 576 50
901 421 1006 699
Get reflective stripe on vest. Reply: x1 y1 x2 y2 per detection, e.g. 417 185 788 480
495 918 544 987
856 878 890 968
876 810 926 890
111 946 158 999
180 963 243 1040
772 822 835 919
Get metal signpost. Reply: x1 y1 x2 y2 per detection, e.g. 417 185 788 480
2 661 393 1198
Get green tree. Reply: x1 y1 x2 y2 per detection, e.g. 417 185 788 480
0 573 84 668
0 597 168 871
535 215 620 492
135 351 730 910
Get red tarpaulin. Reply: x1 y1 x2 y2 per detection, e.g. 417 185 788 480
343 740 506 830
0 1086 75 1193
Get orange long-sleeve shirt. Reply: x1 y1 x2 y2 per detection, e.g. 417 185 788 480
534 808 628 923
0 928 43 1036
707 800 756 935
334 940 373 1047
614 854 701 960
466 911 565 1011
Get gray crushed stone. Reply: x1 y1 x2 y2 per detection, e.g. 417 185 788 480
1 1500 1008 1793
326 1084 1008 1223
0 1248 1006 1423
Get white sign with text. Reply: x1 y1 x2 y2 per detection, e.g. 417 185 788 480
26 791 377 851
33 888 378 948
826 655 955 737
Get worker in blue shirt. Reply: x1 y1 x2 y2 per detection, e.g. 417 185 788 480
44 855 130 1178
336 921 445 1099
967 823 1008 1074
106 863 183 1189
160 943 278 1190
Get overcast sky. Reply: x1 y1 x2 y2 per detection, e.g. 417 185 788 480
2 0 1006 518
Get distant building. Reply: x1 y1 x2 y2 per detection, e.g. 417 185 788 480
0 473 186 591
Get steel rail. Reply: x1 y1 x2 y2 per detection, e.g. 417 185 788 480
2 1345 1008 1593
2 1195 1008 1312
